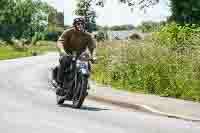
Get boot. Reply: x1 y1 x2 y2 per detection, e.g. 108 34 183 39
56 87 66 96
56 82 66 96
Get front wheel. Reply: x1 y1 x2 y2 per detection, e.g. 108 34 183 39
72 75 88 108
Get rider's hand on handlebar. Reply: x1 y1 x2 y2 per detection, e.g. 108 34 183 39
59 52 66 57
59 49 67 57
91 56 97 64
59 49 68 63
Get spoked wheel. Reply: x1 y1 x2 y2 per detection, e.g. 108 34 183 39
72 75 88 108
56 95 65 105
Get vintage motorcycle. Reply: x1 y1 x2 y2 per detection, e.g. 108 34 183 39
50 52 94 108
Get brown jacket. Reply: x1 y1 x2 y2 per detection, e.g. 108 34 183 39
57 28 96 54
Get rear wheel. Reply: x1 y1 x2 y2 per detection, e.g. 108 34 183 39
72 75 88 108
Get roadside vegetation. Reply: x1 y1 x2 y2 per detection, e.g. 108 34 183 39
0 0 60 60
0 40 56 60
92 23 200 102
89 0 200 102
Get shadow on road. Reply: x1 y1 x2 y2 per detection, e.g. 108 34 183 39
58 104 110 112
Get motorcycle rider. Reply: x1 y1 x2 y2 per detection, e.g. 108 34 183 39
55 17 96 96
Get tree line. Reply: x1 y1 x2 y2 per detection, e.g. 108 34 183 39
1 0 199 41
0 0 60 42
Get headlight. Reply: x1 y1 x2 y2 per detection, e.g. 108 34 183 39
76 60 88 68
80 69 88 75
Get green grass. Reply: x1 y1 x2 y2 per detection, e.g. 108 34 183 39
0 41 56 60
91 38 200 102
0 46 30 60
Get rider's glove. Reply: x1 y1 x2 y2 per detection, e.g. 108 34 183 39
91 55 97 64
59 49 67 63
59 49 66 57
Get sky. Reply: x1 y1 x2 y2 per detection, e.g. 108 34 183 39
43 0 171 26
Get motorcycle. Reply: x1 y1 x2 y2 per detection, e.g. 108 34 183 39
50 52 94 108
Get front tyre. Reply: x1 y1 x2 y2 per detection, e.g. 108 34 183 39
72 75 88 108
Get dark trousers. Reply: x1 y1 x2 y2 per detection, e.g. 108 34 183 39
56 55 72 85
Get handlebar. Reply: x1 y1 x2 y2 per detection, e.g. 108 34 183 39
59 52 97 64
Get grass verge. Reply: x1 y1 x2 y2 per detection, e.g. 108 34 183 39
0 41 56 60
91 39 200 102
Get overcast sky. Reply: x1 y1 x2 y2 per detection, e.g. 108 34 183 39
43 0 171 26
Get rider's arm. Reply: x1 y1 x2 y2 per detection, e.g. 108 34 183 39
87 36 97 59
57 41 66 54
57 30 69 55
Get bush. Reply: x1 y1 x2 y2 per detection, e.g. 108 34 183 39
0 40 8 46
31 30 62 44
153 22 200 50
31 32 43 45
13 22 197 101
92 35 200 101
95 31 109 42
43 32 62 41
11 38 30 51
129 33 142 40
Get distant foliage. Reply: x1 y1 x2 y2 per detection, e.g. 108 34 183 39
169 0 200 24
136 21 165 33
110 25 135 31
96 0 158 9
0 0 57 42
92 23 200 102
153 22 200 50
95 31 109 42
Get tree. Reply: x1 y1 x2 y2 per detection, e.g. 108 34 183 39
88 0 200 24
119 0 200 24
0 0 57 40
75 0 98 33
74 0 161 32
96 0 159 9
56 12 64 27
169 0 200 24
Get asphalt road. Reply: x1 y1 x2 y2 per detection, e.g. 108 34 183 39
0 53 199 133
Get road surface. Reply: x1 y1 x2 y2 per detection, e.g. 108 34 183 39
0 53 199 133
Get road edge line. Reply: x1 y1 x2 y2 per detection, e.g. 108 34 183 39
87 95 200 123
